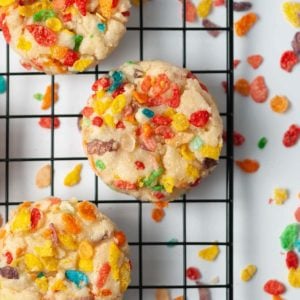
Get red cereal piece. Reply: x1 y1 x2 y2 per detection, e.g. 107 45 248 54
20 60 32 70
247 54 263 69
63 50 80 67
116 120 125 129
114 231 126 247
38 117 60 129
166 84 181 108
152 74 171 96
141 76 152 93
282 124 300 147
213 0 225 6
135 161 145 170
147 96 164 107
121 11 130 17
112 84 125 98
186 267 201 281
234 59 241 69
250 76 268 103
0 13 5 30
75 0 88 16
65 0 75 6
112 0 119 8
115 180 137 190
62 13 72 22
2 22 11 43
189 110 210 127
295 207 300 222
5 252 13 265
152 115 172 126
286 251 299 269
263 280 286 296
82 106 94 117
97 263 111 288
153 192 165 200
92 77 111 91
280 50 298 72
30 208 41 230
234 131 245 146
92 116 103 127
155 125 175 139
186 0 197 22
26 24 57 47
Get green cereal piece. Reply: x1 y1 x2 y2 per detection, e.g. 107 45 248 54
167 238 179 248
258 137 268 149
280 223 300 251
33 93 43 101
144 167 165 187
74 35 84 52
95 160 106 170
151 185 164 191
33 9 56 22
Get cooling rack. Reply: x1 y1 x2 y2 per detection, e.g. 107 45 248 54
0 0 234 299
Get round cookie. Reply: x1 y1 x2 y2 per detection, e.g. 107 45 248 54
0 0 131 74
81 60 223 202
0 197 131 299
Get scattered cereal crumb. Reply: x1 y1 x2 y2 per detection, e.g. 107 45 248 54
63 164 83 187
280 50 299 72
250 75 268 103
210 276 220 284
272 188 289 205
234 12 258 37
186 266 201 281
282 124 300 147
155 288 171 300
38 117 60 129
282 1 300 27
286 250 299 269
270 95 289 113
247 54 263 69
197 0 213 19
33 93 43 101
222 130 246 146
288 267 300 287
41 83 59 110
240 264 257 282
202 19 220 37
0 75 7 94
198 245 220 261
179 0 197 23
196 280 211 300
234 59 241 68
280 223 299 251
294 207 300 222
233 1 252 12
236 159 260 173
35 164 52 188
258 137 268 149
166 238 179 248
151 208 165 223
263 279 286 296
234 78 250 96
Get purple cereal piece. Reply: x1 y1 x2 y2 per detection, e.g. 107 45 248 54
292 32 300 57
0 266 19 279
233 2 252 12
87 139 119 155
202 19 220 37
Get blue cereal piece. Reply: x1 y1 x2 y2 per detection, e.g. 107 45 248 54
0 76 7 94
108 70 124 92
97 23 106 32
189 136 203 151
142 108 155 118
65 270 89 288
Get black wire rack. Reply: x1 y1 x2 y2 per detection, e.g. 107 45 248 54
0 0 234 299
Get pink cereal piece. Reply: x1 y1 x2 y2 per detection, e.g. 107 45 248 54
295 207 300 222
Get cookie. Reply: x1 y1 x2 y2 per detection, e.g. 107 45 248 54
0 0 131 74
81 60 223 202
0 197 131 299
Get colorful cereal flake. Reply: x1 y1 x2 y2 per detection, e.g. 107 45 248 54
41 83 59 110
240 264 257 282
179 0 197 23
198 245 220 261
282 1 300 27
282 124 300 147
236 159 260 173
247 54 263 69
234 12 258 37
0 75 7 94
197 0 213 19
264 279 286 296
280 50 299 72
155 289 171 300
234 78 250 96
271 188 289 205
38 117 60 129
250 76 268 103
35 164 51 188
63 164 83 187
270 95 289 113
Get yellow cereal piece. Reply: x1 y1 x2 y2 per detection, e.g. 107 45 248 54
240 264 257 282
45 17 62 32
73 58 93 72
163 108 176 117
0 0 15 7
99 0 113 19
180 144 195 161
24 253 44 272
200 144 221 160
172 113 189 132
11 207 31 232
120 261 131 292
35 277 48 293
104 114 115 128
35 241 55 257
109 242 121 280
78 258 94 272
96 90 105 100
197 0 212 18
288 267 300 287
78 240 94 259
58 233 77 250
65 6 78 16
51 279 67 291
93 98 112 115
273 188 289 205
137 177 144 188
186 164 200 180
282 2 300 27
160 176 175 193
63 164 82 187
111 94 127 114
61 28 75 36
17 36 32 52
198 245 220 261
41 257 58 272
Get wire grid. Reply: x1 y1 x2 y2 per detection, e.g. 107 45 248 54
0 0 234 299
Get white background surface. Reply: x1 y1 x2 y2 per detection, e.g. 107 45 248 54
0 0 300 299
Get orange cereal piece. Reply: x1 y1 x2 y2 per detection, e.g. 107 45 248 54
132 91 148 104
62 213 82 234
141 75 152 93
101 289 112 296
236 159 260 173
247 54 263 69
114 231 127 247
234 12 258 37
270 95 289 113
50 197 61 205
151 208 165 223
155 201 169 209
0 229 6 239
41 83 59 110
234 78 250 96
77 201 97 221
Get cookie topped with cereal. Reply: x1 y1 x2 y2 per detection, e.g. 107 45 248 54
0 0 131 74
81 60 223 202
0 197 131 299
